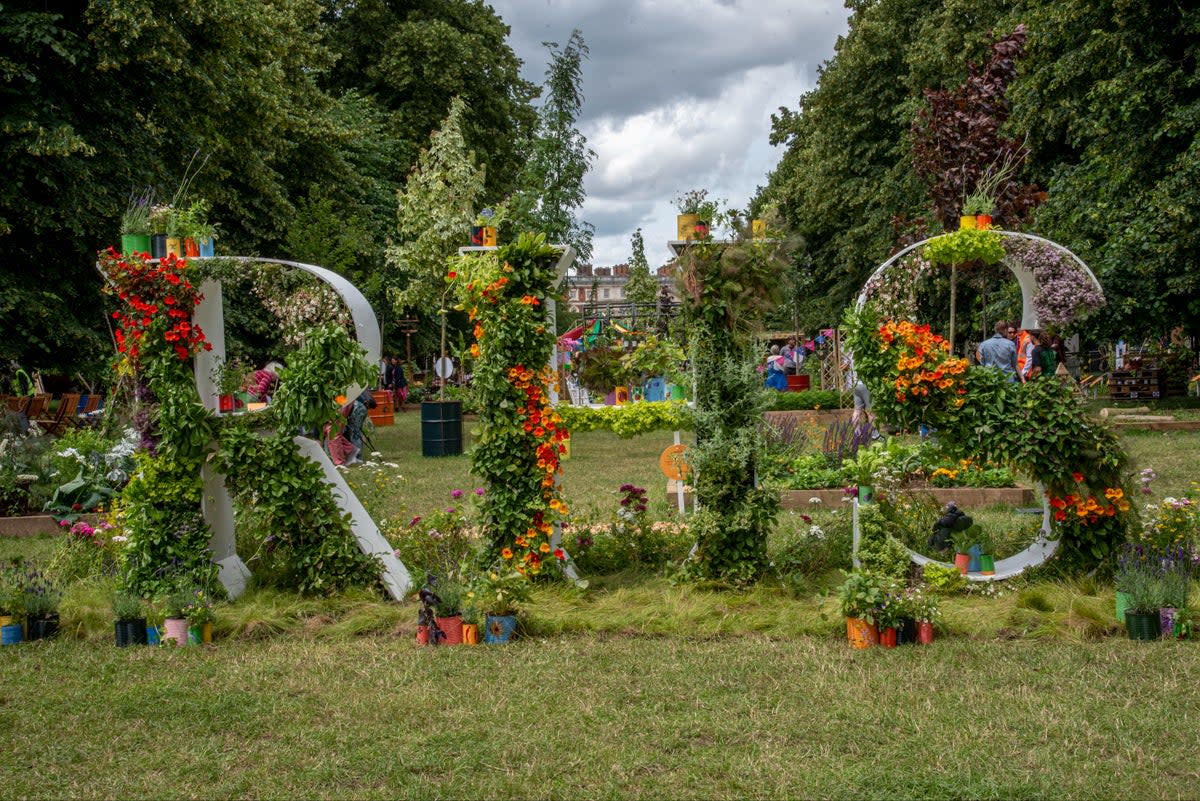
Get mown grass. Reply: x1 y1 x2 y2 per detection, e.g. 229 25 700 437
2 635 1199 800
2 413 1199 799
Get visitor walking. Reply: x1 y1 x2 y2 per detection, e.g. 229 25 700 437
978 321 1018 378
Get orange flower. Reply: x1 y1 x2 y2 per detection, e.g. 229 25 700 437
501 547 514 559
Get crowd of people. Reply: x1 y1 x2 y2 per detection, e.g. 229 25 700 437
977 321 1067 382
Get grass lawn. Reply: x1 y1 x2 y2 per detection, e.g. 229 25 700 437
2 413 1199 798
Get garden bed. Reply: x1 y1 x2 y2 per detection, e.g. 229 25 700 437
0 514 100 537
764 408 854 428
779 485 1035 509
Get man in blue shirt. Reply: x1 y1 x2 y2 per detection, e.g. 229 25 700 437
977 321 1018 378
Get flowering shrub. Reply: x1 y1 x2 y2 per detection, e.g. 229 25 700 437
98 248 211 364
770 510 852 593
860 253 930 321
452 234 571 577
1008 239 1106 329
844 304 1132 566
44 518 122 583
569 484 691 574
250 264 353 349
383 489 487 579
1139 491 1200 549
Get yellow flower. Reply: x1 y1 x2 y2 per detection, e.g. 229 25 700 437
539 542 551 553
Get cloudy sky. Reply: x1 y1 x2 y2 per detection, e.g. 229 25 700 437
486 0 852 268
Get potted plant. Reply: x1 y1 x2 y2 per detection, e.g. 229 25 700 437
470 207 501 247
620 336 686 399
182 589 215 645
673 189 719 241
113 590 147 647
479 565 532 644
461 599 482 646
211 356 249 413
177 198 218 258
432 578 464 645
907 586 941 644
875 581 905 648
0 567 23 645
22 568 60 641
976 528 996 576
837 569 885 649
1158 548 1192 639
162 588 192 646
120 187 154 255
950 527 976 576
1116 547 1163 641
575 346 630 403
841 442 888 503
148 203 173 259
961 191 994 228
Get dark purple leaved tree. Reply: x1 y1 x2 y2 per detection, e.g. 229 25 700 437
911 24 1045 231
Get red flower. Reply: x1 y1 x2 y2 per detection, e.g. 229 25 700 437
1071 471 1084 482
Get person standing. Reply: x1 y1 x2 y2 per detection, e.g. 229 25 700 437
978 321 1018 378
780 337 803 375
392 357 409 411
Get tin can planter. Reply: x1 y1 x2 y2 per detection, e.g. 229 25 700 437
462 623 478 645
975 214 993 229
163 617 189 646
895 618 917 645
959 215 977 230
916 621 935 645
1159 608 1177 640
967 544 983 573
416 624 430 645
121 234 151 256
150 233 168 259
27 615 59 641
1125 610 1161 641
187 623 213 645
879 626 898 648
435 615 463 645
184 237 201 257
979 553 996 575
954 552 970 576
115 618 148 647
1 622 22 646
146 625 161 646
485 614 517 644
198 236 215 258
165 236 183 257
845 617 878 649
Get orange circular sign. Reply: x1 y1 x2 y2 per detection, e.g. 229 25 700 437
659 444 690 481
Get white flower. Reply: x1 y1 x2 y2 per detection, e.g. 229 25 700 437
370 451 383 457
808 497 823 505
111 535 128 543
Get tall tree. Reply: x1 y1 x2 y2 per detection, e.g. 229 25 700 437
623 228 657 306
386 97 485 318
317 0 537 203
1008 0 1200 340
0 0 351 379
509 29 596 261
910 24 1042 231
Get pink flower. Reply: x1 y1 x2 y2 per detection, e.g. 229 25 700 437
451 489 463 499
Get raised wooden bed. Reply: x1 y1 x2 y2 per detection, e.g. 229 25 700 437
666 483 1035 509
0 513 101 537
763 408 855 428
780 485 1035 509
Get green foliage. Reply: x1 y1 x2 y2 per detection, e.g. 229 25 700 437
557 401 694 438
112 590 143 622
766 390 847 411
216 426 381 596
271 323 377 435
382 499 485 581
856 504 912 580
923 227 1006 266
923 561 967 594
837 569 886 623
119 453 217 599
473 563 533 616
387 97 485 316
508 30 596 261
623 229 658 306
770 513 853 591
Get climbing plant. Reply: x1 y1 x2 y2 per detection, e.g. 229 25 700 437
674 214 794 584
101 249 385 597
452 233 570 575
844 304 1130 566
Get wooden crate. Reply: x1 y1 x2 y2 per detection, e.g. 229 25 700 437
369 390 394 425
1108 368 1162 401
